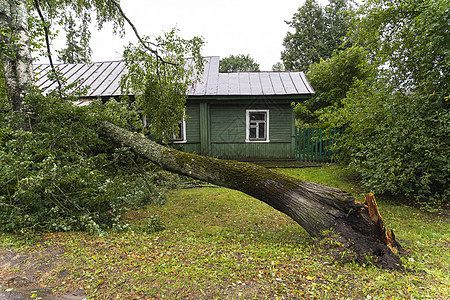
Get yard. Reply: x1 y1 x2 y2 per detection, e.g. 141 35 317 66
0 165 448 299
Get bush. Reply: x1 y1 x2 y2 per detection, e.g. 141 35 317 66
0 91 178 234
323 80 449 208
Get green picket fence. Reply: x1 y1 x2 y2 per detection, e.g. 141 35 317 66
295 127 342 162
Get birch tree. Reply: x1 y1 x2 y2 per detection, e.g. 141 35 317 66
0 0 33 114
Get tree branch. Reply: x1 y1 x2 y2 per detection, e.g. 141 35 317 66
108 0 177 66
33 0 63 96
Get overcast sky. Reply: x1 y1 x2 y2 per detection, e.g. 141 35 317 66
83 0 323 71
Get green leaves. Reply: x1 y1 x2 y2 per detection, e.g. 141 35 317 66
352 0 449 96
315 0 449 207
26 0 126 61
0 92 175 234
281 0 354 71
293 46 373 125
121 27 204 142
219 54 260 72
323 79 449 207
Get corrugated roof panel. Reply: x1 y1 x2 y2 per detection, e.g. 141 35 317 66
290 72 310 94
33 64 51 88
61 63 86 85
191 56 211 96
32 57 314 98
217 73 229 95
238 73 252 95
91 61 123 96
228 73 240 95
260 73 274 95
205 57 220 95
69 63 103 95
101 61 126 96
279 72 298 94
64 63 95 96
88 62 119 96
300 72 315 94
248 73 263 95
37 64 73 93
32 64 46 79
269 73 286 94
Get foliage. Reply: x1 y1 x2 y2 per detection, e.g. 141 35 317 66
0 26 18 59
25 0 125 62
294 46 374 124
121 28 204 142
281 0 354 71
219 54 260 72
1 2 207 234
0 67 7 109
271 61 285 71
56 12 92 63
319 0 449 207
0 91 178 234
351 0 449 96
324 79 449 207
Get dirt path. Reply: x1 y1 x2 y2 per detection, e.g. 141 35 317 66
0 247 85 300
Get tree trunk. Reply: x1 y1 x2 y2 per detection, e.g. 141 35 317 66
99 121 404 270
0 0 34 114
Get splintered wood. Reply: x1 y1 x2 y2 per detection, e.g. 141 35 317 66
365 193 399 253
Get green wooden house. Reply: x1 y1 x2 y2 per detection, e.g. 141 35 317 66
33 56 314 160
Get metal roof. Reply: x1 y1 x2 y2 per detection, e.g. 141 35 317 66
33 56 314 98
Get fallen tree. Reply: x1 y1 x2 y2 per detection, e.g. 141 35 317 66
99 121 404 270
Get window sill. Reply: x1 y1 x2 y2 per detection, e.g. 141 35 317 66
245 139 270 143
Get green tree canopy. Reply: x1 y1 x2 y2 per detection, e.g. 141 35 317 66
281 0 354 71
219 54 260 72
321 0 449 207
28 0 126 63
294 46 374 124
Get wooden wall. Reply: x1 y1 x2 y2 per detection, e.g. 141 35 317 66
179 98 295 160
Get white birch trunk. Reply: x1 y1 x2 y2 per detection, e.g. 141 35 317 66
0 0 34 113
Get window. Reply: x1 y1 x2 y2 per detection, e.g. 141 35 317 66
173 117 186 143
246 110 269 142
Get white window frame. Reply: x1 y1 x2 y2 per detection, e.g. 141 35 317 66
246 109 270 143
173 116 187 143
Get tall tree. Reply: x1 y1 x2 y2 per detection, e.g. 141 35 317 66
352 0 449 97
293 46 374 124
56 12 92 63
322 0 449 207
281 0 354 71
219 54 260 72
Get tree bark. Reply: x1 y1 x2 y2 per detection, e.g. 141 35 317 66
0 0 34 114
99 121 404 270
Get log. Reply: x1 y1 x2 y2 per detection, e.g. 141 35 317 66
98 121 403 270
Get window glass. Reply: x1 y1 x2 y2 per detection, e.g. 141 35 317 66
173 118 186 142
247 110 269 142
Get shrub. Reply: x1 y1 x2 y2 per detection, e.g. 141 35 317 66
0 91 177 234
323 79 449 208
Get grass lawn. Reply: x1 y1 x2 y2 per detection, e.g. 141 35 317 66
0 164 448 299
